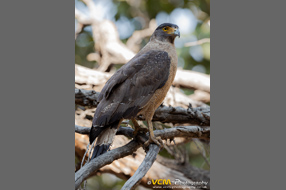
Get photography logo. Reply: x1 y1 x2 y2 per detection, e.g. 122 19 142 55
147 178 208 189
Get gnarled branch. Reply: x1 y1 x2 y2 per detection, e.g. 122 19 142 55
75 88 210 126
75 64 210 93
75 125 210 140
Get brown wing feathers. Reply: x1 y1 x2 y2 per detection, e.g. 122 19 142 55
95 50 170 126
89 50 171 158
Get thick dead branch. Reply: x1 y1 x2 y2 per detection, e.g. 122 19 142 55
154 125 209 140
75 88 210 125
75 125 90 135
75 125 134 138
75 64 210 93
75 83 207 109
150 105 210 126
75 89 100 107
75 86 208 110
121 144 160 190
75 64 111 88
75 125 210 140
174 69 210 93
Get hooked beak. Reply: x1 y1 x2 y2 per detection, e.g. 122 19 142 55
174 29 180 38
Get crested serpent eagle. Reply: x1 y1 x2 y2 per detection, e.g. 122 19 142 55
89 23 180 159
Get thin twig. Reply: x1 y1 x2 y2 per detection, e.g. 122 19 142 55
80 143 90 168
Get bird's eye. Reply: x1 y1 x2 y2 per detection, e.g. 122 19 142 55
163 27 167 31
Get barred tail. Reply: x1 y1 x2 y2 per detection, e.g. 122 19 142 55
89 122 119 160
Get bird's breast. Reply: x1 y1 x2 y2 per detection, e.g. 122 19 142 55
138 51 178 119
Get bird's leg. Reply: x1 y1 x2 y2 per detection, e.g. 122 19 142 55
144 120 163 148
131 119 148 137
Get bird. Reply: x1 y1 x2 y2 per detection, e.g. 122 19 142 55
89 23 180 160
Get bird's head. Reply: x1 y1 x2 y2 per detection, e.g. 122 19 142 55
151 23 180 44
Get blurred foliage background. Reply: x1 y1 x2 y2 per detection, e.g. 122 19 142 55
75 0 210 189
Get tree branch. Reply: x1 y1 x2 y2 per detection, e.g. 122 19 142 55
75 125 90 135
75 140 141 189
75 64 210 93
121 144 160 190
75 64 111 87
75 88 210 125
150 105 210 126
75 89 100 107
75 125 210 140
174 69 210 93
75 83 208 109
